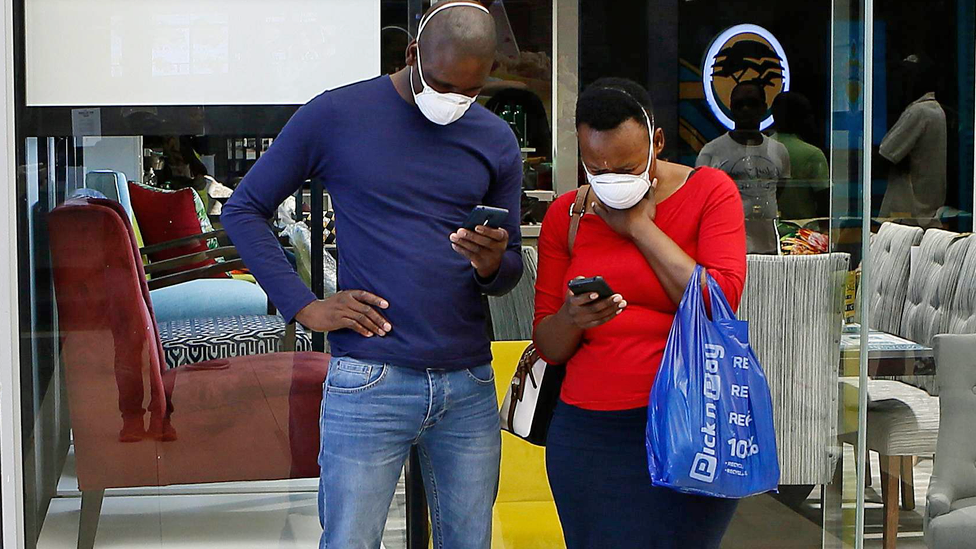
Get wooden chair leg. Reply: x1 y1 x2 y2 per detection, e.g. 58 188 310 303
879 455 900 549
78 489 105 549
900 456 915 511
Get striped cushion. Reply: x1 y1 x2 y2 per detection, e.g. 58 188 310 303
159 314 313 369
864 380 940 456
869 222 923 335
739 253 850 485
946 238 976 334
488 247 538 341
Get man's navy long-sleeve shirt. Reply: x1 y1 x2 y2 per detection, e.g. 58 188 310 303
222 76 523 370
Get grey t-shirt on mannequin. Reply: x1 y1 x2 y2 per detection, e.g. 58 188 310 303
697 134 791 254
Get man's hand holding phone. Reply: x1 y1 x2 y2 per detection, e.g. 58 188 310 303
295 291 392 338
451 206 510 279
560 276 626 330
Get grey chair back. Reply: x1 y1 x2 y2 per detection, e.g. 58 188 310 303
739 253 850 485
945 237 976 335
488 246 538 341
902 230 971 343
925 334 976 548
85 170 132 215
894 231 972 395
869 222 924 335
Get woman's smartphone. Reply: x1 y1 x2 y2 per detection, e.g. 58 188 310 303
463 205 509 230
568 276 615 300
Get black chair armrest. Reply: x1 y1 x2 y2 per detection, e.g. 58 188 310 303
143 247 241 276
141 230 227 256
146 259 247 291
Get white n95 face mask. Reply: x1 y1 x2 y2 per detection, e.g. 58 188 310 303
583 107 656 210
411 2 490 126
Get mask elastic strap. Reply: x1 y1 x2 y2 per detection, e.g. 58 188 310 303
415 2 491 91
640 109 655 179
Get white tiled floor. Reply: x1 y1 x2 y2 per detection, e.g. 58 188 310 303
38 446 932 548
39 449 406 549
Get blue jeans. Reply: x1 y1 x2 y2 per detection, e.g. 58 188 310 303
318 356 501 549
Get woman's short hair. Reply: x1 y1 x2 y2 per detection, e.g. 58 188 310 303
576 77 655 132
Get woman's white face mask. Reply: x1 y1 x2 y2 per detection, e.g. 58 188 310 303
583 108 656 210
410 2 489 126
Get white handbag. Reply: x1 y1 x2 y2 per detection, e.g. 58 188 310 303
500 345 566 446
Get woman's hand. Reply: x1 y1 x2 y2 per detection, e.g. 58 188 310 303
591 180 657 240
558 282 627 330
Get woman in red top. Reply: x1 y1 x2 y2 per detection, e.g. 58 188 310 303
534 78 747 548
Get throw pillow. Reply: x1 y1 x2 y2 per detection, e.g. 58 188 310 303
128 182 226 278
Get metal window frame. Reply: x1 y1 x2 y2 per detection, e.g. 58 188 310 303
0 0 26 545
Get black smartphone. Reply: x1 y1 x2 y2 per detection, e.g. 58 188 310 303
568 276 615 300
462 205 509 231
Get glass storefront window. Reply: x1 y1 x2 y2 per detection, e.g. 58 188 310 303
12 2 410 548
9 1 558 549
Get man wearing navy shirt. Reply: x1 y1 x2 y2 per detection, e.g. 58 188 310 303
221 2 521 548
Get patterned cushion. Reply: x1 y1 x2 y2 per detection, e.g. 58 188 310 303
158 315 312 369
869 222 923 335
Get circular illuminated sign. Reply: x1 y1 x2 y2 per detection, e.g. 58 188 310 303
703 24 791 131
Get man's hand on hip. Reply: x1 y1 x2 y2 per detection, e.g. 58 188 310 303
450 225 509 279
295 291 392 338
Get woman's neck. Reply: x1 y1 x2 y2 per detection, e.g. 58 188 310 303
652 160 693 203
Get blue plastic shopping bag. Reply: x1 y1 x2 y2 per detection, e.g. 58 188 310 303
647 265 779 498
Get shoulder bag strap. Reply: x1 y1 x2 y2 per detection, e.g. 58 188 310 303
568 185 591 254
508 186 590 425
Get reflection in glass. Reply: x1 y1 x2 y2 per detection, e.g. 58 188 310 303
771 92 831 221
878 58 947 229
697 81 790 255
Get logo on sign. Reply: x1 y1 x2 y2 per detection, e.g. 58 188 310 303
703 24 791 131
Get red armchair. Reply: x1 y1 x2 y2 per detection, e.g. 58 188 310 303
48 197 328 549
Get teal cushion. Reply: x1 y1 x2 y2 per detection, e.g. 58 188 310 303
150 279 268 323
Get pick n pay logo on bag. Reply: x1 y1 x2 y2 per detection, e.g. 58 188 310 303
691 453 718 483
690 343 725 483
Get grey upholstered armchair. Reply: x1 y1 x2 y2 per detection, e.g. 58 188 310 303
488 246 539 341
739 253 850 501
925 334 976 549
